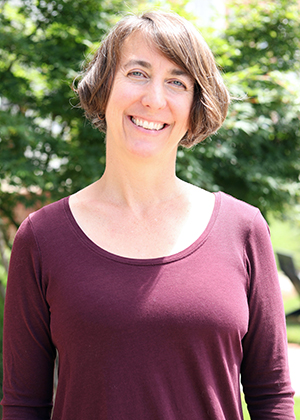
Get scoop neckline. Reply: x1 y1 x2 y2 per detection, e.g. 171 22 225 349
63 191 221 266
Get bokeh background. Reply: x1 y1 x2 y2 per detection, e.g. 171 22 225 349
1 0 300 417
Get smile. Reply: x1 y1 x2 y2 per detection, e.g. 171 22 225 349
131 117 166 131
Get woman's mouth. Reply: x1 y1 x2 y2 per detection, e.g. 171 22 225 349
131 117 166 131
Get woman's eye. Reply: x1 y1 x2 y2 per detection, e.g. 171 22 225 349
170 80 186 89
128 71 145 77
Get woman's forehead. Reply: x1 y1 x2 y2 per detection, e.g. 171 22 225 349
121 30 157 55
118 31 189 74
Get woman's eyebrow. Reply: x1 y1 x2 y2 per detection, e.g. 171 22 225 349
170 68 190 77
124 59 151 69
124 59 191 78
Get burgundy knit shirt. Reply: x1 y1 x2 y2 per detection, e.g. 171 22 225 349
1 192 295 419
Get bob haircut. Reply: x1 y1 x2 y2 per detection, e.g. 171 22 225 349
74 11 231 147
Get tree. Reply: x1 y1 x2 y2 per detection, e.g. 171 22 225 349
0 0 138 297
1 0 299 408
177 0 300 217
1 0 300 248
0 0 126 246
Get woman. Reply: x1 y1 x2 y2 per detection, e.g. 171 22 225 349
2 11 295 420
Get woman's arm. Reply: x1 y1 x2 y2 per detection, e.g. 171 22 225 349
1 217 56 419
241 211 295 419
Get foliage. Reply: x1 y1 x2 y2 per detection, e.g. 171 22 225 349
177 0 300 217
1 0 300 410
0 0 300 244
0 0 124 236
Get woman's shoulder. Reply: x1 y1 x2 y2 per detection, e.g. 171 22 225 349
17 196 70 242
218 191 257 213
217 191 262 222
29 196 68 222
216 191 269 240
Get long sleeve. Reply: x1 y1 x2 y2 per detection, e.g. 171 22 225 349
1 193 295 419
1 217 56 419
241 211 295 419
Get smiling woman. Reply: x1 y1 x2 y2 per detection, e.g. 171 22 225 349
103 31 194 160
1 10 296 420
76 11 230 147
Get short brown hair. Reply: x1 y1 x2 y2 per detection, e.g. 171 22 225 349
74 11 230 147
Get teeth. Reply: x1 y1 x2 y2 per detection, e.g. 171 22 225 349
132 117 164 131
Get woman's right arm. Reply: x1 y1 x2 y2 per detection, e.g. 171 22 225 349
1 217 56 419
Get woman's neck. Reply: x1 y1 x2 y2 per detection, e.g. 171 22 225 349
98 165 185 211
98 147 185 210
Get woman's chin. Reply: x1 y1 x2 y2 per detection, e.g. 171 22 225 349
124 138 174 160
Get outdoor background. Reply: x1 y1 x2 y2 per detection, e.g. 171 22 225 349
0 0 300 417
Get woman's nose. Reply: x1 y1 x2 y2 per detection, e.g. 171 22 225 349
141 82 167 111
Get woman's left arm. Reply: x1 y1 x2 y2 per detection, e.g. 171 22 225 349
241 211 295 419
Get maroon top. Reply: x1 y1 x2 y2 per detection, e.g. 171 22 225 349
2 192 295 419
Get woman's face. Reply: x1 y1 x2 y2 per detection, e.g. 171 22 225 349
104 31 194 161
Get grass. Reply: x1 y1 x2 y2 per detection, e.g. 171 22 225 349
295 398 300 420
269 213 300 269
269 213 300 345
283 296 300 345
286 322 300 345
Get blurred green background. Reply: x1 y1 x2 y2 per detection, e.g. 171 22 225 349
0 0 300 417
